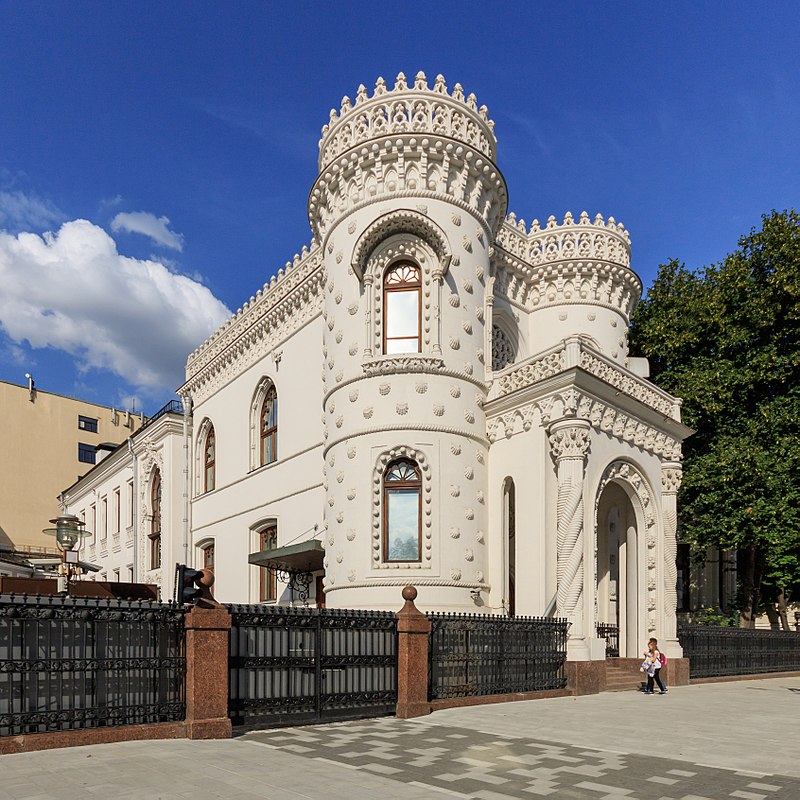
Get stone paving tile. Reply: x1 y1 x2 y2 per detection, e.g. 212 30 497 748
240 717 800 800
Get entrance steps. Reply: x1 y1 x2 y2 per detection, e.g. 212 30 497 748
604 659 646 693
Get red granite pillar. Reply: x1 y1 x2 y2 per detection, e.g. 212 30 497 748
184 571 232 739
395 586 432 719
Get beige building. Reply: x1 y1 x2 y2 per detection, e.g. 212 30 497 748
0 378 143 559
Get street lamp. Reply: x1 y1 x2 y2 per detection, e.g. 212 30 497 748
42 514 92 593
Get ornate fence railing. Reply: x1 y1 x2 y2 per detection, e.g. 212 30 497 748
596 623 620 658
679 624 800 679
227 605 397 729
427 613 569 700
0 594 186 738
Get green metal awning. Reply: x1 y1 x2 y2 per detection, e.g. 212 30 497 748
248 539 324 574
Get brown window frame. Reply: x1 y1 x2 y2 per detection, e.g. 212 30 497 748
113 488 121 534
259 525 278 602
260 386 278 466
203 543 215 570
149 470 162 570
382 458 422 563
204 425 216 493
382 262 422 355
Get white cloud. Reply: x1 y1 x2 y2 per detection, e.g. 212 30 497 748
0 220 230 393
110 211 185 251
0 190 64 232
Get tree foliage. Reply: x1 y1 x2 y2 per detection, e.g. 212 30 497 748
630 211 800 624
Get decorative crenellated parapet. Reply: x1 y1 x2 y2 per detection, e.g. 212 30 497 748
548 420 591 624
182 244 324 403
492 211 640 319
318 72 496 171
661 462 683 649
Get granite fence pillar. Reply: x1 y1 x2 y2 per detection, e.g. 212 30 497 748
184 571 232 739
395 586 432 719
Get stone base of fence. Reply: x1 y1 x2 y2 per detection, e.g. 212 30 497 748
0 721 186 755
566 660 606 695
431 688 572 712
690 669 800 685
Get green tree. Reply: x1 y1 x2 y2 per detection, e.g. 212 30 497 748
630 211 800 628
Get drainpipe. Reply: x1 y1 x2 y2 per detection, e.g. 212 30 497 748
128 437 137 583
181 392 192 567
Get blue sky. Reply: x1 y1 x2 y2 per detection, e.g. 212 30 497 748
0 2 797 414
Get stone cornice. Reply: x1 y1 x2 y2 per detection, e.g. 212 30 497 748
182 251 324 404
489 337 682 421
185 245 322 379
309 137 507 241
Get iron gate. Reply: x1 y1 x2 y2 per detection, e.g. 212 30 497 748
228 605 397 729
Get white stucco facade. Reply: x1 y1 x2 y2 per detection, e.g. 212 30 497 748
63 73 692 660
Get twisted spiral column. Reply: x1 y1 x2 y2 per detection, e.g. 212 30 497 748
661 464 682 650
548 421 591 623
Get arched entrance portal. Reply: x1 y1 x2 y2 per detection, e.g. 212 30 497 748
596 481 643 658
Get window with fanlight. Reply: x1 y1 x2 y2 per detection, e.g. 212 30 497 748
204 425 216 492
149 469 162 570
383 262 421 354
383 459 422 562
260 386 278 466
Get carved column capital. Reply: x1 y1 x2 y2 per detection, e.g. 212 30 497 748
661 462 683 494
548 420 591 462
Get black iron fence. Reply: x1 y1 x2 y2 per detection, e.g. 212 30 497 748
596 623 620 658
428 613 569 700
679 624 800 679
0 594 186 737
228 605 397 729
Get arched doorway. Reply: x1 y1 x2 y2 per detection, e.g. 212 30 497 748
596 481 642 657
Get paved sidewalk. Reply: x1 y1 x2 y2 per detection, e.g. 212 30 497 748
1 677 798 800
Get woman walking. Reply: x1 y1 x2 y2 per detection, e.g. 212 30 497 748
640 637 667 694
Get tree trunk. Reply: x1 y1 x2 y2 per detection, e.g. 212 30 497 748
739 545 757 628
777 587 790 632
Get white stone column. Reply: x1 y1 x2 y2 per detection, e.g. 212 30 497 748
548 419 591 659
431 267 443 355
661 462 683 657
362 274 374 358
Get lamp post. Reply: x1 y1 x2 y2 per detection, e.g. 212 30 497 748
42 515 92 594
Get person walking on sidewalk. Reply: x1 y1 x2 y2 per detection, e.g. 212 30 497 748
640 637 667 694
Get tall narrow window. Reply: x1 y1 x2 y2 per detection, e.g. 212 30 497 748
383 459 422 562
113 488 120 533
383 262 421 354
204 425 216 492
260 386 278 466
503 478 516 617
149 469 162 570
259 526 278 601
101 496 108 540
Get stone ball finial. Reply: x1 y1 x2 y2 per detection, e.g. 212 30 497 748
197 568 215 590
402 585 418 601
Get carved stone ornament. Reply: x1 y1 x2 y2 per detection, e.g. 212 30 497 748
362 354 445 377
548 423 590 461
661 466 683 494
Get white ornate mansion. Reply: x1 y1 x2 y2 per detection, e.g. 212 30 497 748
61 73 691 660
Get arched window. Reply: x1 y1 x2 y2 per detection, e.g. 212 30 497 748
260 386 278 466
383 262 421 354
149 469 162 570
383 459 421 562
259 525 278 601
204 425 216 493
